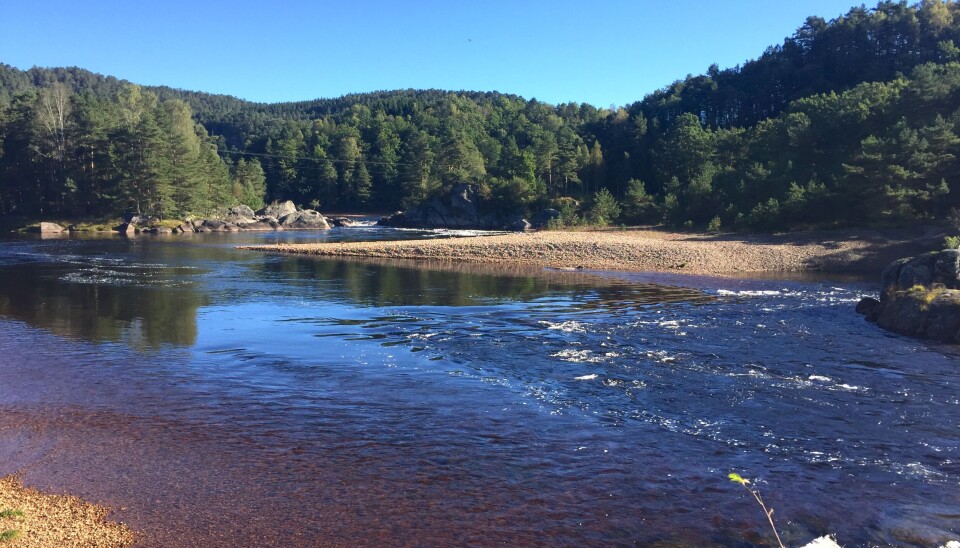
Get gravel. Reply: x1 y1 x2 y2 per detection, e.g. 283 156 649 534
0 476 134 547
240 228 939 275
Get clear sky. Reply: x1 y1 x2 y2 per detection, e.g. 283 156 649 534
1 0 862 107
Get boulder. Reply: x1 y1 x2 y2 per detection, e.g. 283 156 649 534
881 257 910 302
279 210 330 229
508 217 531 232
258 200 297 219
855 297 881 321
38 222 66 234
330 217 357 228
239 220 283 231
122 213 156 225
224 204 256 225
228 204 255 218
378 184 521 230
861 250 960 342
155 226 173 234
178 220 195 234
933 249 960 289
118 222 137 236
201 219 227 231
897 251 938 290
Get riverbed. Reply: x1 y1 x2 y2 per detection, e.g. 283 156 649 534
0 229 957 546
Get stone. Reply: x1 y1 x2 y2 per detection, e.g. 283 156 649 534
238 220 283 231
330 217 357 227
378 184 522 230
228 204 255 218
258 200 297 219
864 251 960 343
38 222 66 234
201 219 227 231
933 249 960 289
855 297 881 321
897 251 938 290
122 213 155 225
508 217 531 231
118 223 137 236
881 257 910 302
279 210 330 229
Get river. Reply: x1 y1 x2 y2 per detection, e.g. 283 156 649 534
0 228 957 546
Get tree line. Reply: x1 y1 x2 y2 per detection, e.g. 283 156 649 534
1 0 959 230
0 81 264 219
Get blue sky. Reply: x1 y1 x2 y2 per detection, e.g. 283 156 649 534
1 0 862 107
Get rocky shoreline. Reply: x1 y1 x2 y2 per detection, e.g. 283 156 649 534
32 200 334 236
239 227 942 276
0 476 133 547
857 249 960 343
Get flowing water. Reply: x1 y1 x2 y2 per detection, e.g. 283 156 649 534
0 229 957 546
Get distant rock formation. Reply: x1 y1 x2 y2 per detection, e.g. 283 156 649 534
37 222 66 234
104 201 331 235
857 249 960 343
378 184 529 231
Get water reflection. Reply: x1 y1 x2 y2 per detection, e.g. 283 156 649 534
0 233 959 546
0 237 712 350
251 255 713 308
0 250 208 348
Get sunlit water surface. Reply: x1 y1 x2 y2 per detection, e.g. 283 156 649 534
0 229 957 547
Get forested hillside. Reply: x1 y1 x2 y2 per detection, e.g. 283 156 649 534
2 0 959 230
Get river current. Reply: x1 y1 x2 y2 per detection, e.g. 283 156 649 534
0 228 957 546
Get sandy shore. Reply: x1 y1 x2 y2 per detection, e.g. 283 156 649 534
0 476 134 547
240 228 943 276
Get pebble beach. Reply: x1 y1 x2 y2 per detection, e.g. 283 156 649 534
0 476 133 547
241 228 941 275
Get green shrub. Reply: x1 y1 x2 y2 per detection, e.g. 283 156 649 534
706 216 722 233
587 189 622 226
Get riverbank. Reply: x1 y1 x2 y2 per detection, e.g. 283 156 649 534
0 476 134 547
240 227 944 275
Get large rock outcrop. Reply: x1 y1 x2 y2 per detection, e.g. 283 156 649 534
38 222 66 234
279 210 330 229
858 249 960 343
378 184 529 231
258 200 297 220
115 202 330 235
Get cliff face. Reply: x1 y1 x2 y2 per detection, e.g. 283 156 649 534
858 250 960 343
